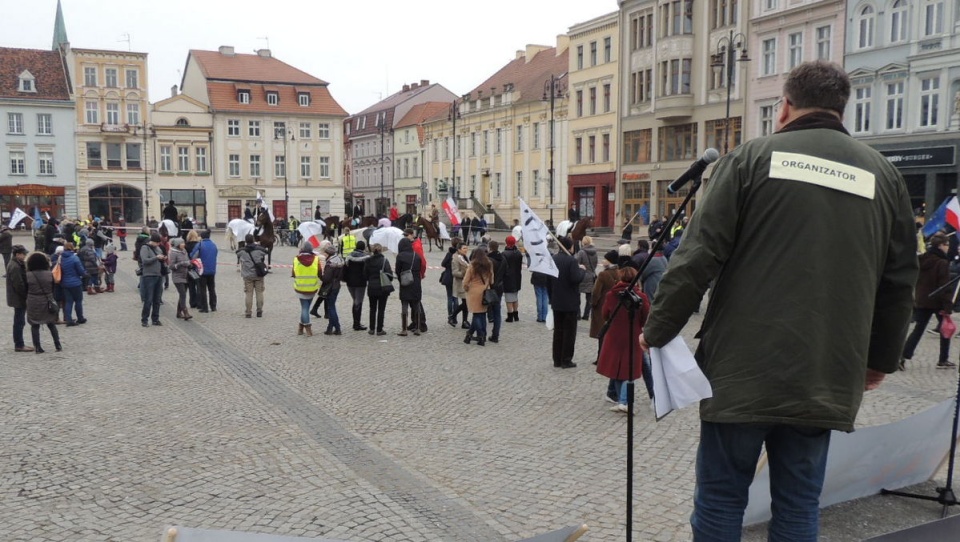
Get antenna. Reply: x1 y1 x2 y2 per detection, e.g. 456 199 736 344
118 33 131 51
257 36 270 51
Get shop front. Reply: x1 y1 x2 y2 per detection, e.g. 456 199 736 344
568 172 615 228
0 184 66 223
869 140 959 216
159 189 208 229
88 183 144 224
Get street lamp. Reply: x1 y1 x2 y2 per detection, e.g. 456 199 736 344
542 74 566 230
275 127 294 218
378 117 393 217
710 30 750 155
448 99 461 201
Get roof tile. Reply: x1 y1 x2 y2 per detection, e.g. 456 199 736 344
0 47 70 101
207 81 347 116
190 49 327 85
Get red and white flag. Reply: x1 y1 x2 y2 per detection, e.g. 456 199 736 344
297 221 325 250
442 197 460 227
946 197 960 231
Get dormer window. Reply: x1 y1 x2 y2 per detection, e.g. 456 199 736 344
298 92 310 106
18 70 36 93
267 92 279 106
238 90 250 104
176 118 190 126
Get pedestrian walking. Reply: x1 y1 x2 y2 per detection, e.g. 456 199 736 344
185 229 201 309
548 237 585 368
451 243 470 328
6 245 32 352
25 252 60 353
167 237 192 320
292 241 321 336
597 266 649 413
237 234 268 318
321 244 344 335
462 246 493 345
191 230 218 313
441 239 460 326
395 238 422 336
59 242 86 326
486 240 505 342
901 233 955 369
0 225 12 272
575 236 599 320
590 250 620 364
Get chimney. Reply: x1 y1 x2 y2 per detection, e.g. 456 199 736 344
218 45 235 56
256 49 272 58
171 85 178 98
555 34 570 54
402 84 411 92
411 82 420 90
420 79 429 87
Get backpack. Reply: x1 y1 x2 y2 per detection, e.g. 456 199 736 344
245 246 268 277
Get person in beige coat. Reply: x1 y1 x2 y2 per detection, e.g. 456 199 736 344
462 246 493 345
451 243 470 329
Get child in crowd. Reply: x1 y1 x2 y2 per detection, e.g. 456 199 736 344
102 244 118 293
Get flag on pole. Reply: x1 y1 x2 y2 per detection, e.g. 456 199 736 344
923 197 957 237
947 197 960 231
32 206 43 228
297 221 325 250
442 197 460 227
8 207 28 229
519 198 559 278
255 191 274 222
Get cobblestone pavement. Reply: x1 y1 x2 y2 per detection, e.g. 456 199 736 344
0 232 957 541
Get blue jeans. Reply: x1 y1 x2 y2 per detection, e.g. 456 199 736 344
140 275 162 323
534 285 549 321
488 299 501 338
63 285 84 323
469 312 487 338
324 288 341 332
692 421 831 542
12 307 26 348
300 298 312 325
445 283 457 319
610 380 633 406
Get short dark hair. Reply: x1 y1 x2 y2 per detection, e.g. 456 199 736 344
488 240 499 252
245 234 255 244
150 233 162 243
637 240 649 251
930 234 949 247
783 61 850 116
200 229 211 239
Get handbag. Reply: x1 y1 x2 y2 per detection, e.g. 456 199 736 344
187 268 200 281
378 258 395 294
482 286 499 306
51 259 62 284
942 313 957 339
31 271 59 315
400 269 414 287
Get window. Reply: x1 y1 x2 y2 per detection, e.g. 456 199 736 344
275 155 286 178
227 119 240 136
228 154 240 177
662 0 694 36
106 143 122 168
705 118 742 151
248 120 261 137
589 41 597 66
178 147 190 172
622 129 653 164
603 84 611 112
267 92 279 106
83 67 97 87
576 90 583 116
443 137 449 160
761 38 777 76
589 87 597 115
495 128 502 153
788 32 803 69
602 134 610 162
299 122 311 139
533 169 541 197
630 11 653 49
238 90 250 104
885 81 904 130
412 156 418 177
919 76 940 127
125 69 138 88
85 101 98 124
86 143 102 168
319 156 330 178
604 37 611 63
890 0 908 43
495 173 502 198
19 75 34 92
196 147 208 173
8 113 23 134
300 156 311 178
923 1 944 36
516 127 524 151
10 151 25 175
250 155 261 177
858 6 875 49
516 171 523 197
711 0 729 29
105 68 118 88
533 123 540 149
764 0 777 9
588 135 596 163
106 103 120 125
298 93 310 106
816 26 831 60
273 121 286 139
658 123 697 161
482 130 489 154
759 105 774 136
470 132 477 156
318 123 330 139
126 143 141 169
853 87 871 133
577 45 584 69
575 137 583 164
126 104 140 125
37 152 54 175
159 146 172 172
660 58 692 95
630 69 653 103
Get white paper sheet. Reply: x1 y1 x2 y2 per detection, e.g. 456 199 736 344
649 335 713 420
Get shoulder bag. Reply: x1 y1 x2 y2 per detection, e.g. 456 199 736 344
31 271 59 315
51 259 62 284
379 258 395 294
399 255 415 287
482 276 499 306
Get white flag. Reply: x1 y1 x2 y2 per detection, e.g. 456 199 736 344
519 199 558 278
8 207 28 229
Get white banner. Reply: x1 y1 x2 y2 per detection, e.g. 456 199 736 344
519 199 558 278
8 207 28 229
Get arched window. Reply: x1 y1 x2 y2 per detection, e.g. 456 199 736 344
175 118 189 126
858 5 875 49
890 0 908 43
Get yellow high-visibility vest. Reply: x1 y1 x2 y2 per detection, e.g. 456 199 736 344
293 257 319 293
341 234 356 254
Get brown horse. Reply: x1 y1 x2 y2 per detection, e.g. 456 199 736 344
255 212 276 267
415 216 444 251
323 216 340 239
569 217 593 252
339 215 378 231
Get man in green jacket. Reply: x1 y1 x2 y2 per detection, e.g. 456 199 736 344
639 61 918 541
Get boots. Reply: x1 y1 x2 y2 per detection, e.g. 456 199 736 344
477 336 486 346
96 286 106 293
505 312 514 323
50 326 61 352
512 311 519 322
298 323 304 336
182 308 192 320
353 305 366 330
464 331 473 344
397 314 409 336
304 324 313 337
87 286 97 295
176 307 184 319
106 284 114 293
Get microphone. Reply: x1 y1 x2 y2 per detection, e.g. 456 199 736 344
666 148 721 194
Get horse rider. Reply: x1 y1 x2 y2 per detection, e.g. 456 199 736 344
353 202 364 219
243 203 254 223
429 204 440 231
568 204 580 223
163 200 179 223
315 205 323 221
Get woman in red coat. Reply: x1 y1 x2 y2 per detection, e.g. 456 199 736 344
596 267 649 413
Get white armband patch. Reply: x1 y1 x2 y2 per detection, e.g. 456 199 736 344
769 151 875 200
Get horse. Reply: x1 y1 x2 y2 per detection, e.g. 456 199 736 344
415 216 445 251
568 217 593 252
392 213 414 231
255 212 276 267
323 216 341 239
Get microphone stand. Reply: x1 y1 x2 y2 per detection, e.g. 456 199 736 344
597 178 704 541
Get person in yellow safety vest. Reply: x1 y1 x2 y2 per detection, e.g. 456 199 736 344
340 227 357 255
292 241 321 336
669 214 687 240
288 216 300 246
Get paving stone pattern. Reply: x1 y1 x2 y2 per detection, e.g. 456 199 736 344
0 233 956 541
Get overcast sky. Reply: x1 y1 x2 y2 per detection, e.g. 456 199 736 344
3 0 615 114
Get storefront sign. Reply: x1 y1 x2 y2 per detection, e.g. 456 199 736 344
0 184 65 197
880 146 955 168
622 172 651 181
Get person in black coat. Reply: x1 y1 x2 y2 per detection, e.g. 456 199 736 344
344 240 371 330
162 201 179 222
502 236 523 322
44 220 61 255
363 244 393 336
394 238 422 336
486 240 506 341
547 237 585 368
441 239 460 326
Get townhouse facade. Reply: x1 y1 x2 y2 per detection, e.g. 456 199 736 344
346 81 456 217
745 0 846 140
393 102 448 216
0 46 76 221
424 41 571 228
618 0 749 226
843 0 960 214
180 47 348 225
150 91 214 226
568 11 620 230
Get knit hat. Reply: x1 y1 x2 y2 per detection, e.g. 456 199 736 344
170 238 183 247
105 244 116 254
505 236 516 247
12 244 28 255
324 244 337 255
603 250 619 265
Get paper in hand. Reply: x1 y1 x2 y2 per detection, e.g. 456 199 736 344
649 335 713 420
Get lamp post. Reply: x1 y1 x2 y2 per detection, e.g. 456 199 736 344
275 127 294 218
378 117 392 217
448 99 461 202
542 74 566 230
710 30 750 155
